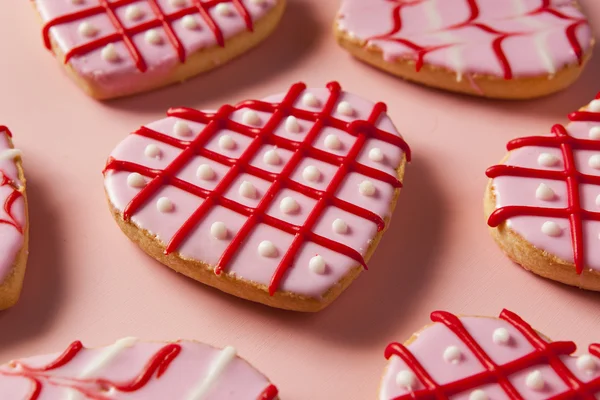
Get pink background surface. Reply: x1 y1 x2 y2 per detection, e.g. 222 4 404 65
0 1 599 398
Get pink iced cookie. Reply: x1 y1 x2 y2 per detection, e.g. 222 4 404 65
335 0 594 99
0 338 278 399
0 126 28 311
31 0 286 99
485 93 600 291
102 82 411 311
380 309 600 399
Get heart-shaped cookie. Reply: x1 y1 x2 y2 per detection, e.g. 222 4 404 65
0 337 278 399
485 94 600 291
103 81 411 312
0 126 28 311
335 0 594 99
31 0 285 99
380 309 600 399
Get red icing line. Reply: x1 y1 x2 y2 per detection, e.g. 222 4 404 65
0 166 23 235
41 0 253 72
103 81 411 295
258 384 279 400
367 0 588 79
486 97 600 275
384 309 600 399
0 126 12 138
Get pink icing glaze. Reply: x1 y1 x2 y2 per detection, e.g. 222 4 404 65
337 0 593 79
103 83 408 299
0 127 26 285
380 310 600 399
490 96 600 272
0 338 276 399
33 0 277 97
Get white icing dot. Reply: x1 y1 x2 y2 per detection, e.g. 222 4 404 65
242 110 261 126
525 370 545 391
127 173 146 188
302 165 320 182
196 164 215 180
589 155 600 169
469 390 488 400
369 148 384 162
280 196 299 214
101 44 119 62
173 121 192 137
258 240 277 257
337 101 354 116
535 183 555 201
218 134 236 150
576 354 597 374
181 15 199 30
239 181 257 198
492 328 510 345
78 21 98 37
589 99 600 113
324 134 342 150
359 180 376 196
285 116 301 133
537 153 560 167
263 148 281 165
395 370 416 389
332 218 348 234
170 0 187 7
125 5 144 21
541 221 561 237
215 3 234 16
144 144 161 159
443 346 462 364
302 93 320 108
145 29 163 45
590 127 600 140
309 255 326 274
156 197 174 213
210 221 227 240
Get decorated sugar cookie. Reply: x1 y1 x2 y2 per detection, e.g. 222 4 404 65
31 0 285 99
485 94 600 291
0 126 28 311
380 309 600 399
335 0 594 99
103 82 411 312
0 338 278 399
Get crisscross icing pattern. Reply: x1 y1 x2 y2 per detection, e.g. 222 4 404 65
0 339 278 399
486 92 600 275
40 0 253 71
103 81 411 295
339 0 591 80
384 309 600 399
0 126 23 235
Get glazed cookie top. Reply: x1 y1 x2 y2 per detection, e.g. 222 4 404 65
103 82 410 298
381 310 600 399
0 338 277 399
33 0 278 96
0 126 25 284
337 0 593 80
488 94 600 275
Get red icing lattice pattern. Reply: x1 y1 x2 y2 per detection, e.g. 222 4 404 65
103 81 411 295
384 309 600 399
0 126 23 235
368 0 588 79
41 0 253 71
486 92 600 275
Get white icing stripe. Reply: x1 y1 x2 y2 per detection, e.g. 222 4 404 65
67 337 138 400
518 14 556 75
187 346 237 400
511 0 527 15
0 149 22 161
423 0 443 30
